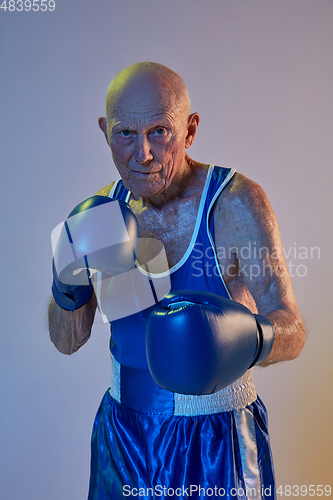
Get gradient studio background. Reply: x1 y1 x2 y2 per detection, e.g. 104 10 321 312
1 1 332 498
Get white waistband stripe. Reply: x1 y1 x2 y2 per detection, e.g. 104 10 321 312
109 355 257 416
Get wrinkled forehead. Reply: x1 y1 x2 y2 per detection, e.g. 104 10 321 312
106 73 186 122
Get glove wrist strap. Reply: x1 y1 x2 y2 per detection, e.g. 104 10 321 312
251 314 275 366
52 278 93 311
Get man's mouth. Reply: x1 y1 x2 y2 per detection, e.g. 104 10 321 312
132 170 159 176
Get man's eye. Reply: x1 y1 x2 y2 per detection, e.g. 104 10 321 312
154 128 166 135
120 130 131 137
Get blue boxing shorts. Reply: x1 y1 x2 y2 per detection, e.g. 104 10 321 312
87 357 275 500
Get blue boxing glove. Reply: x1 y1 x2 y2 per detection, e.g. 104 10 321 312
52 195 139 311
146 290 275 395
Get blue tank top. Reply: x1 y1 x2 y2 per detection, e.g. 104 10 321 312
108 165 236 371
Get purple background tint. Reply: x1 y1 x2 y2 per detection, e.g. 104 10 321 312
1 0 332 498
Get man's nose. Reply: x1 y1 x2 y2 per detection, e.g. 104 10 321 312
135 134 153 164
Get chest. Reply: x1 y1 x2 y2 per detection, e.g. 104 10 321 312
129 195 201 269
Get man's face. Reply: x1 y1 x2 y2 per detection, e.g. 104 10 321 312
105 77 190 198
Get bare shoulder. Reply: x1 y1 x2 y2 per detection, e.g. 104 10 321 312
222 172 271 210
95 181 116 197
218 172 276 228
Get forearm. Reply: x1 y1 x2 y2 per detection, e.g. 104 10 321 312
260 308 306 366
48 293 97 355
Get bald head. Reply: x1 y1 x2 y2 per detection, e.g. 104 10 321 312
105 62 191 123
98 62 200 198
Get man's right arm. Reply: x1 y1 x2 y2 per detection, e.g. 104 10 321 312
48 183 114 355
48 293 97 355
48 180 139 355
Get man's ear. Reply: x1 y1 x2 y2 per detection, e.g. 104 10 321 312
98 116 109 144
185 113 200 148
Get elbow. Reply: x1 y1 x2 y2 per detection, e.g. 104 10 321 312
49 328 90 355
49 329 76 355
290 324 306 360
284 318 307 362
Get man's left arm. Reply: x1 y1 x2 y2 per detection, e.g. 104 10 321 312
220 174 306 366
145 174 306 395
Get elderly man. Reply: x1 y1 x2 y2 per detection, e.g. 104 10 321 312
49 62 305 499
